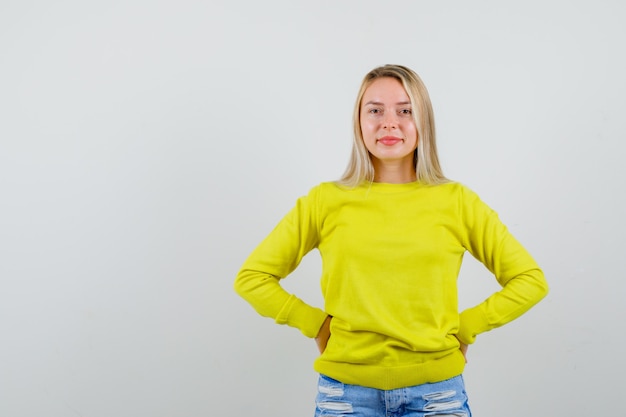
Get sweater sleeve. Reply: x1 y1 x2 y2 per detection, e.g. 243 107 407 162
456 186 549 345
233 186 328 338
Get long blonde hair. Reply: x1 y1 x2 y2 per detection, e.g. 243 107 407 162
339 65 447 186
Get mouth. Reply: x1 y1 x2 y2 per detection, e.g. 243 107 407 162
377 136 403 146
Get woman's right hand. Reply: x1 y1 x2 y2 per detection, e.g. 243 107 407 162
315 315 333 354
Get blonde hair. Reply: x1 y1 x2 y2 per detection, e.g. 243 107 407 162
339 64 448 186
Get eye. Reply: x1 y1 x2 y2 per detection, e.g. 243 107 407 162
399 108 412 115
368 108 382 114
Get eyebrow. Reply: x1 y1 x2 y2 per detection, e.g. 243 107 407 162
363 101 412 106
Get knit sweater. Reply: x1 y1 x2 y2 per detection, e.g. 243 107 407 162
234 181 548 390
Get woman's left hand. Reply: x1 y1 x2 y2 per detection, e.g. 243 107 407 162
455 336 468 363
459 342 468 363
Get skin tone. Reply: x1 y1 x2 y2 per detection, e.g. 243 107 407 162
314 315 332 354
315 76 468 362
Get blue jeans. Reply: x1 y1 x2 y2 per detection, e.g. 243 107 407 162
314 374 472 417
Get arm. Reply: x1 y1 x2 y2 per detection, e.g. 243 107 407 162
234 188 329 338
456 187 549 345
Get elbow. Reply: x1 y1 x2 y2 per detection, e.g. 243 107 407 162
505 267 549 308
233 268 278 299
233 270 249 298
531 268 549 303
233 277 242 297
539 276 549 300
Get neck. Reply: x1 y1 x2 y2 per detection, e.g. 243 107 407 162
372 159 417 184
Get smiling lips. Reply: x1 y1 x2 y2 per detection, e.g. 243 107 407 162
377 136 403 146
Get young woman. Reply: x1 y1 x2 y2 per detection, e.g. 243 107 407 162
234 65 548 417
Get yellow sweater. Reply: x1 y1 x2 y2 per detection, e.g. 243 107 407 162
234 181 548 390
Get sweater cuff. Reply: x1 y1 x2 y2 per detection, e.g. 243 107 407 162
457 307 490 345
276 295 328 338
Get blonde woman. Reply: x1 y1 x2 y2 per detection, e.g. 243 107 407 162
234 65 548 417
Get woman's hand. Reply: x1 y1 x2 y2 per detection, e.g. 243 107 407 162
455 336 468 363
315 315 333 354
459 342 468 363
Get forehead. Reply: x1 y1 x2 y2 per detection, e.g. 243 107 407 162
362 77 409 104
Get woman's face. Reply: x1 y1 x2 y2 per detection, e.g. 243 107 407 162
360 77 418 170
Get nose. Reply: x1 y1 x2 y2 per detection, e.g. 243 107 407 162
382 112 398 129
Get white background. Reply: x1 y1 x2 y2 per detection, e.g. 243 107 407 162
1 1 624 416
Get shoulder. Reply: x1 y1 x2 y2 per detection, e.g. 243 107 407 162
294 182 346 209
420 180 476 200
436 181 482 201
425 182 493 219
305 181 353 198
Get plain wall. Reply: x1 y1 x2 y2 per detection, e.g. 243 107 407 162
1 1 625 416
